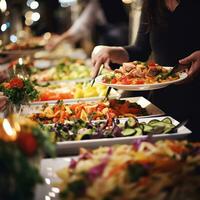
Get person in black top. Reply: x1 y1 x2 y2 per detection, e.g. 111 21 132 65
46 0 129 50
91 0 200 141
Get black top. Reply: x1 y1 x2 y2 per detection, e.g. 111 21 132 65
125 0 200 66
94 0 129 46
123 0 200 141
98 0 129 25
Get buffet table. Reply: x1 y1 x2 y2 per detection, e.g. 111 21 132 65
1 42 198 200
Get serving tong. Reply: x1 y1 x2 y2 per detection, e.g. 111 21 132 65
91 64 104 86
168 63 190 76
103 87 112 102
171 119 188 133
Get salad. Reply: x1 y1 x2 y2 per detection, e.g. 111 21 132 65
31 58 91 82
56 140 200 200
31 99 148 124
47 117 176 142
35 82 114 101
102 61 180 85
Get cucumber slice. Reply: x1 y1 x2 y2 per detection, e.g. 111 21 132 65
134 127 143 136
151 126 166 134
163 125 175 134
162 117 172 124
125 118 138 128
150 121 170 128
122 128 136 136
148 119 160 125
150 122 174 134
143 125 153 133
139 124 144 130
76 129 93 140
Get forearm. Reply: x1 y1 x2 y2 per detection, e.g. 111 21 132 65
65 0 99 41
123 45 151 62
124 3 151 62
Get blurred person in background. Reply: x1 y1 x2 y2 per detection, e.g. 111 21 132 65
46 0 130 50
91 0 200 140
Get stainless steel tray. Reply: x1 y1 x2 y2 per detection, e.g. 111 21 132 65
21 96 165 117
55 116 191 156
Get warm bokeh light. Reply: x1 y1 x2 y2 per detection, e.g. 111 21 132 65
122 0 134 4
43 32 51 40
0 0 7 12
18 58 24 65
25 10 33 19
25 19 33 26
2 118 17 141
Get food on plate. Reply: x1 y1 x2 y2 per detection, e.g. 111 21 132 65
35 82 112 101
46 117 176 142
102 61 180 85
56 140 200 200
31 99 147 123
31 58 91 82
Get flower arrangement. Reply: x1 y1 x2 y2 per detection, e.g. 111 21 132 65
0 115 55 200
0 76 38 106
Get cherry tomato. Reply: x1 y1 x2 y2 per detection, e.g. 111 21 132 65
111 78 117 84
136 80 145 84
148 60 157 68
3 82 11 89
121 77 132 85
17 132 38 156
9 77 24 89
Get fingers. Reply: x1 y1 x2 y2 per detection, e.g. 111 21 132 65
179 53 194 65
104 59 111 70
91 46 109 78
188 63 200 78
93 59 104 78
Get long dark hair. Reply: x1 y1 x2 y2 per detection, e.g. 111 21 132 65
143 0 168 27
143 0 180 28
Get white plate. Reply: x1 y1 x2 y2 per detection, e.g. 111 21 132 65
55 116 191 156
96 72 188 91
21 96 164 117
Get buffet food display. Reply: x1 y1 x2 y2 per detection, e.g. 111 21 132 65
35 82 118 101
31 58 91 82
0 37 46 54
46 117 176 142
55 140 200 200
31 99 148 123
0 38 192 200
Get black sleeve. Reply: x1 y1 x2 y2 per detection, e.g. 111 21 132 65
124 8 151 62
